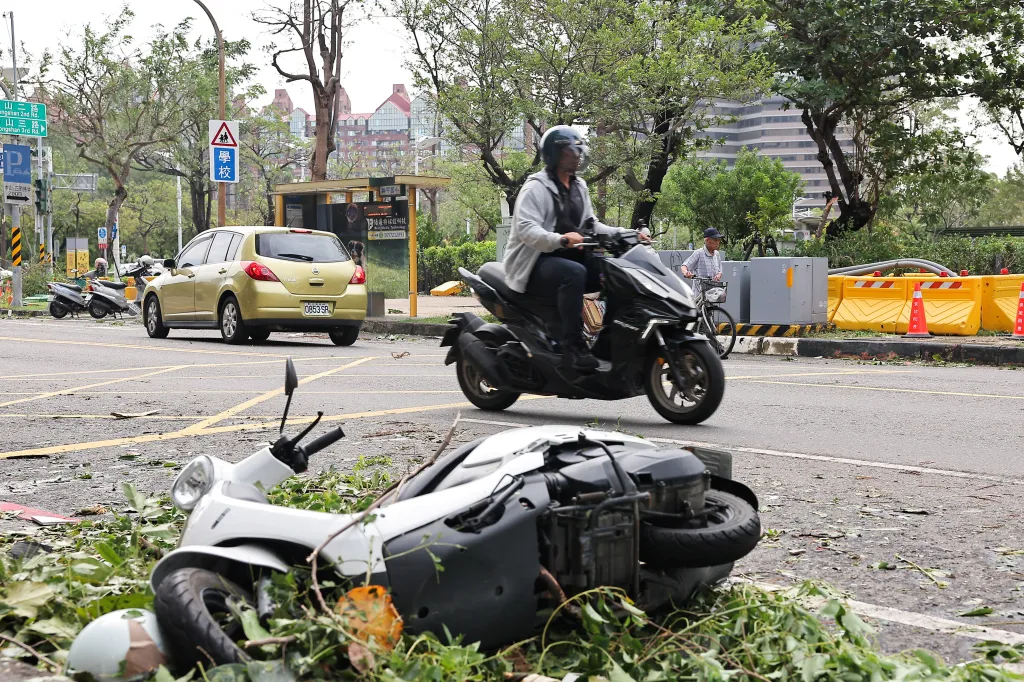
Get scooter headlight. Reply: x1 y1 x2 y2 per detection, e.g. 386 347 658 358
171 456 214 511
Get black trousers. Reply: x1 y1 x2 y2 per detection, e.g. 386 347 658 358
525 252 602 345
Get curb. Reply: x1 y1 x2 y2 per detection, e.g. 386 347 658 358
363 319 450 337
1 309 48 318
728 336 1024 366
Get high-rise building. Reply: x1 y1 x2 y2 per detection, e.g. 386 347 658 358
694 95 856 209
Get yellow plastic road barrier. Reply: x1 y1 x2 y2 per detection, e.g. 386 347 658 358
124 286 138 301
895 277 982 335
827 275 845 323
832 276 909 333
982 274 1024 332
430 281 464 296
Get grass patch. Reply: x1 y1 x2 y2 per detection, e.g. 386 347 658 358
805 328 889 339
3 465 1022 680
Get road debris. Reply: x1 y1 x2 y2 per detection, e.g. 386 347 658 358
111 410 161 419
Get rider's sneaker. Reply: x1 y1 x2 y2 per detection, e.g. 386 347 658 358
562 344 600 372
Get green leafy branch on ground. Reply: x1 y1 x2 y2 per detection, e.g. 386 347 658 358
2 467 1023 681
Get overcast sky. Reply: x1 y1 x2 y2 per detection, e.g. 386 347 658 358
3 1 1019 175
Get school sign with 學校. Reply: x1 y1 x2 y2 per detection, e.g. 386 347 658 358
0 100 47 137
208 120 239 184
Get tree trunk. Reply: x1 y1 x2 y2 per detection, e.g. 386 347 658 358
311 90 335 182
629 123 675 230
105 185 128 231
800 108 874 238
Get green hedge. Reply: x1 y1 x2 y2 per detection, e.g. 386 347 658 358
418 241 496 292
795 230 1024 275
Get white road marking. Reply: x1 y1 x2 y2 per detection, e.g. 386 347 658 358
739 579 1024 646
456 417 1024 486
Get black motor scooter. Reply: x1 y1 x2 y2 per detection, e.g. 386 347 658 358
442 228 725 424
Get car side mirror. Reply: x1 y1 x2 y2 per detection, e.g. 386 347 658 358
163 258 176 269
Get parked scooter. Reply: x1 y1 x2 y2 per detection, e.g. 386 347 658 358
145 357 761 672
86 256 155 319
46 281 90 318
442 224 725 424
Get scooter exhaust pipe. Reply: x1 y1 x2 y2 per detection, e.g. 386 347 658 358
457 331 507 387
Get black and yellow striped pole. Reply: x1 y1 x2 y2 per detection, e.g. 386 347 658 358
11 225 22 267
39 241 44 263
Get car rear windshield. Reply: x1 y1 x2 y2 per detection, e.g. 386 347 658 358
255 232 350 263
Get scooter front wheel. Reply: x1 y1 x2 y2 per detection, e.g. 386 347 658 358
643 340 725 425
87 299 108 319
154 567 252 673
49 301 69 319
456 356 520 411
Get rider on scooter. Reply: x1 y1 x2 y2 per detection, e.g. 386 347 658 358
503 125 651 371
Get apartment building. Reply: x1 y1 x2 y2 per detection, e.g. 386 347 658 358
695 95 856 209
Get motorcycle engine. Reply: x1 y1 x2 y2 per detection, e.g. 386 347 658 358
539 444 709 598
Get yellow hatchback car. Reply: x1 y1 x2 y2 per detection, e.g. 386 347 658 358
142 226 367 345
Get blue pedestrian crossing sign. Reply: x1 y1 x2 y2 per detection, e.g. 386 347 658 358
209 120 239 184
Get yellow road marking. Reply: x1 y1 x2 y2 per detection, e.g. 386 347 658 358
0 335 301 359
0 395 553 459
179 357 377 434
12 389 469 395
740 379 1024 401
0 355 361 381
0 366 187 408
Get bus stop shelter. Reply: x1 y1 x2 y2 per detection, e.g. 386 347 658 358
270 175 450 318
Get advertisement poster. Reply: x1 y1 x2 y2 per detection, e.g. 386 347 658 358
332 200 409 298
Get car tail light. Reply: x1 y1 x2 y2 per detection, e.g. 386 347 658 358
289 229 312 234
349 265 366 285
242 261 280 282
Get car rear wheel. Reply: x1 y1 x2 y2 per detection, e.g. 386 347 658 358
219 296 248 345
329 326 360 346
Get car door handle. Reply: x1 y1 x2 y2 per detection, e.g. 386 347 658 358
218 269 227 274
187 273 195 279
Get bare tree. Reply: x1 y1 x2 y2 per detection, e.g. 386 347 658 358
254 0 357 181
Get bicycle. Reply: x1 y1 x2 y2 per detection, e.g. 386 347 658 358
689 276 736 359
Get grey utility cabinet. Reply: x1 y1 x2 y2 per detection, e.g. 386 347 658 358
749 257 821 325
810 257 829 324
657 250 695 271
719 261 750 323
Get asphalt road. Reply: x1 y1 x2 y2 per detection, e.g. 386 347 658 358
1 315 1022 663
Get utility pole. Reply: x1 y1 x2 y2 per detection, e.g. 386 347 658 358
8 11 21 308
192 0 226 227
176 174 182 253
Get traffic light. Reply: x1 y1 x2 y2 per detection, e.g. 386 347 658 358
34 177 50 214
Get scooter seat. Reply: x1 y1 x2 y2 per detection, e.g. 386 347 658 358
95 280 128 290
62 284 83 292
478 262 556 309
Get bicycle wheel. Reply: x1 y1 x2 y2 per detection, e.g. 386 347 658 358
704 305 736 359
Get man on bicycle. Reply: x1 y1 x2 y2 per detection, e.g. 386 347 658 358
680 227 724 282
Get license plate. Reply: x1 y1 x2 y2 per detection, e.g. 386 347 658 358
303 302 332 316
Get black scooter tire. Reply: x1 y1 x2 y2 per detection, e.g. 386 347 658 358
456 356 520 411
49 301 69 319
640 490 761 568
154 567 252 673
644 340 724 425
88 299 108 319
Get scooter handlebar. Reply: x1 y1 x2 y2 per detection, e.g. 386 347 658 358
300 426 345 457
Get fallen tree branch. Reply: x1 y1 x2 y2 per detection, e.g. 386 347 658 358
244 635 297 648
306 413 461 618
0 633 59 671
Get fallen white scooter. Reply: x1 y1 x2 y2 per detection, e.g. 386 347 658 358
148 358 761 673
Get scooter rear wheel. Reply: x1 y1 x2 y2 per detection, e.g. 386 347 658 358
49 301 69 319
87 299 108 319
456 356 520 411
154 567 252 673
643 340 724 425
639 490 760 568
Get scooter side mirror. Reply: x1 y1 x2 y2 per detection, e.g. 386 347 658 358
163 258 176 269
280 358 298 433
284 358 298 396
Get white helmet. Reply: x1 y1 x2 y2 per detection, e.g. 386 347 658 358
139 255 155 266
66 609 168 680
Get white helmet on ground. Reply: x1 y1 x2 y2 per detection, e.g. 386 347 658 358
66 609 168 680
